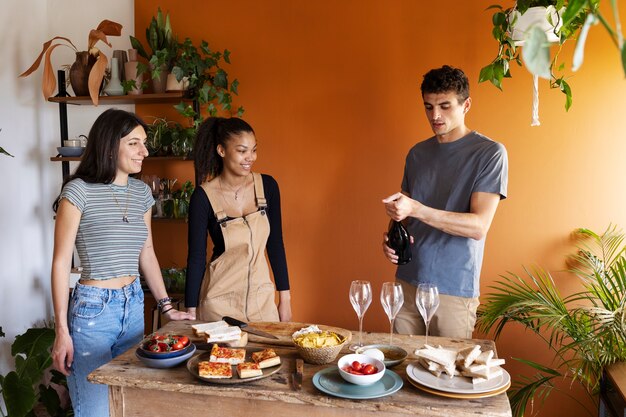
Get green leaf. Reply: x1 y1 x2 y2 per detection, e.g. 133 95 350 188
223 49 231 64
39 383 62 416
558 79 572 111
230 79 239 94
214 68 228 89
572 14 597 72
129 36 149 60
622 43 626 77
478 64 494 84
1 371 37 417
1 146 14 157
521 27 551 79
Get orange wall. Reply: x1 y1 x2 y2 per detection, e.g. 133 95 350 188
136 1 626 415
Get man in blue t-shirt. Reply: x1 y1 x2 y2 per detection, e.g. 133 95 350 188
382 65 508 339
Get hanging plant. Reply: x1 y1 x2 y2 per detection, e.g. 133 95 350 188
479 0 625 119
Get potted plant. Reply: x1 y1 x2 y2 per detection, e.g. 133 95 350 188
477 225 626 417
19 19 123 105
172 180 194 219
479 0 625 113
130 8 178 93
171 37 244 123
0 324 73 417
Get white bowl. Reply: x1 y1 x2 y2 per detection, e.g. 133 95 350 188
337 353 385 385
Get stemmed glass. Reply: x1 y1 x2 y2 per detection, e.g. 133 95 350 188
349 280 372 351
415 283 440 346
380 282 404 345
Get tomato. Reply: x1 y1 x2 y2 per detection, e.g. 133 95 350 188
362 364 377 375
177 336 190 347
172 341 185 350
147 343 159 352
152 334 167 341
352 361 363 371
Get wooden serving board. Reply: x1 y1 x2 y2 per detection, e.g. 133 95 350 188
245 322 351 347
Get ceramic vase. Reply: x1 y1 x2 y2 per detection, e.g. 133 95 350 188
124 49 144 95
104 57 124 96
112 50 128 81
69 51 96 96
165 73 189 92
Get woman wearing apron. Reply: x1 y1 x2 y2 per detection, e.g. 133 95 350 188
185 117 292 322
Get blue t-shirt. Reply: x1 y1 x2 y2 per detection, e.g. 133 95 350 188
396 131 508 298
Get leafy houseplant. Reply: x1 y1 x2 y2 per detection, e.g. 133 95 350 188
0 325 73 417
161 268 186 294
172 180 194 219
172 37 244 123
477 225 626 417
479 0 625 112
19 19 123 105
130 8 178 86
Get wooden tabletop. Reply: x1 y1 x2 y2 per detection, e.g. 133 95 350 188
89 321 511 417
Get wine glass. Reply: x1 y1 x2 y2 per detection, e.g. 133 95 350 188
349 280 372 351
415 283 439 346
380 282 404 345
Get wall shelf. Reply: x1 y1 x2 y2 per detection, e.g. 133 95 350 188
48 92 187 106
50 155 193 162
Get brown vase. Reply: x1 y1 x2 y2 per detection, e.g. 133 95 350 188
69 51 96 97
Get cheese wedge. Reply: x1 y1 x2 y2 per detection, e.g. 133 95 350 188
237 362 263 379
192 320 229 336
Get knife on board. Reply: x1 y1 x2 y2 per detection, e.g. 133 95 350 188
222 316 279 340
293 359 303 390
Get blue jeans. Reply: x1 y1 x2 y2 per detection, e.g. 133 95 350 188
67 278 144 417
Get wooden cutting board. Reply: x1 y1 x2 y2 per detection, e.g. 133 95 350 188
245 321 351 346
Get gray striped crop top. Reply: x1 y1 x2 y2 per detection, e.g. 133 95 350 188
60 178 154 280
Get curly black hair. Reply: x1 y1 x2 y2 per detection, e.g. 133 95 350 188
193 117 254 185
420 65 470 102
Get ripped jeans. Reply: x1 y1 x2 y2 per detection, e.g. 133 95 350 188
67 278 144 417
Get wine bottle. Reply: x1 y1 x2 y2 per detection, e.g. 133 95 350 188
387 221 412 265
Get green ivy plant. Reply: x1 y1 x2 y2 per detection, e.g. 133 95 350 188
172 37 244 123
477 225 626 417
479 0 625 111
0 325 73 417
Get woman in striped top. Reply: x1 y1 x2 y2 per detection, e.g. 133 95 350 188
50 109 193 417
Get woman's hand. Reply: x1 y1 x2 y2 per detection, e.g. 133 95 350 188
164 308 195 321
51 329 74 376
186 307 197 320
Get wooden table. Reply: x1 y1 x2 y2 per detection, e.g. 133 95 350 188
89 321 512 417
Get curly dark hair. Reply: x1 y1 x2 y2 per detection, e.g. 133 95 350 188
420 65 470 103
193 117 255 185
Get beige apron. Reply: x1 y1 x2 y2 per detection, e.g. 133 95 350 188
197 172 280 323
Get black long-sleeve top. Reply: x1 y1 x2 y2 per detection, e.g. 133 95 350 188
185 174 290 307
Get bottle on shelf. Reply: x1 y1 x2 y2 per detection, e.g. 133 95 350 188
387 221 412 265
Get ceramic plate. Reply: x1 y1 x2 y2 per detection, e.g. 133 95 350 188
355 344 408 368
312 366 403 399
187 349 282 384
406 362 511 395
406 376 510 399
135 344 196 369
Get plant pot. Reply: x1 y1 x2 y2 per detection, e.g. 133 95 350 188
69 51 97 97
103 57 124 96
511 6 562 46
150 63 169 94
124 61 144 95
166 73 189 92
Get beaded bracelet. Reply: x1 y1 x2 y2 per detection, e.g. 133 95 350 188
157 296 173 310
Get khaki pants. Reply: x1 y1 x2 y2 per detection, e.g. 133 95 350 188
394 279 479 339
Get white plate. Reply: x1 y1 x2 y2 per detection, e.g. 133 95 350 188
406 362 510 394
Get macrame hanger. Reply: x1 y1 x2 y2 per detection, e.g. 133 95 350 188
531 74 540 126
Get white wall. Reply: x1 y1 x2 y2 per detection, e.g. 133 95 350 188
0 0 134 376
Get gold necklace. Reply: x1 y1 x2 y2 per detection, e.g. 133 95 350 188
219 175 249 201
109 184 130 223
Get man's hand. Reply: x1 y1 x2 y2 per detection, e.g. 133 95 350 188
382 192 419 222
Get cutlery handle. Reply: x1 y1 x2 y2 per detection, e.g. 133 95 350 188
223 316 248 329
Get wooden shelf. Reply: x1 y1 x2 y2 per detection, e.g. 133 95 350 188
50 155 192 162
48 92 187 106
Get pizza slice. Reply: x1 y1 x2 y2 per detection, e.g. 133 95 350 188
198 361 232 379
237 362 263 379
209 343 246 365
251 348 281 369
